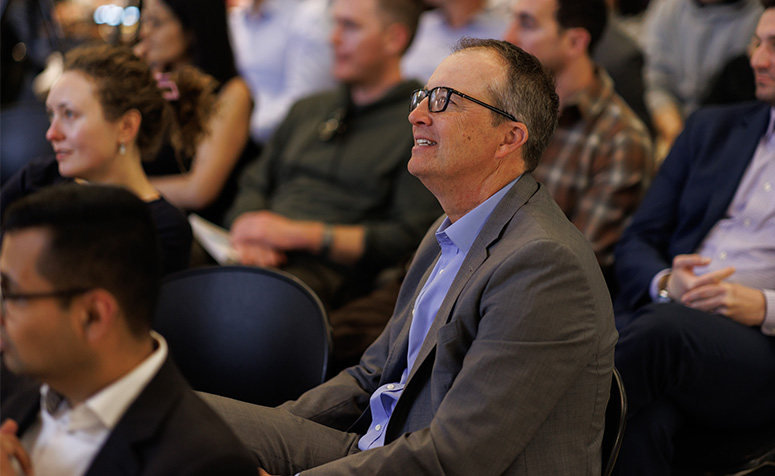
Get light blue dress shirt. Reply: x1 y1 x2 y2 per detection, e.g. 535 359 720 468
358 177 519 450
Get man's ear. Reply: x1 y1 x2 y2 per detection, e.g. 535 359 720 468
563 27 591 58
495 121 529 160
384 22 411 58
79 289 119 342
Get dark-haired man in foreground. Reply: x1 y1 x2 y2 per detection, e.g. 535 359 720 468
0 184 256 476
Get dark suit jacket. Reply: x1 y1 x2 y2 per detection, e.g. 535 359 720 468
615 101 770 311
282 174 618 475
1 356 257 476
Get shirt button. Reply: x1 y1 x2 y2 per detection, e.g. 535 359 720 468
719 251 727 260
743 218 751 227
765 182 772 192
387 384 395 390
375 424 382 431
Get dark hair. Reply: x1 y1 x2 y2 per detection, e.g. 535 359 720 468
454 39 559 173
375 0 423 54
762 0 775 8
157 0 238 84
2 184 161 336
64 43 218 161
556 0 608 54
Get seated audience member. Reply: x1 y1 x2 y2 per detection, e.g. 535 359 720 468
1 43 203 275
201 39 617 475
504 0 653 283
642 0 761 155
227 0 442 309
401 0 510 84
228 0 336 144
612 3 775 474
592 11 651 130
0 184 256 476
135 0 254 224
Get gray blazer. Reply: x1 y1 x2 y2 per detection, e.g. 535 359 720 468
284 174 618 475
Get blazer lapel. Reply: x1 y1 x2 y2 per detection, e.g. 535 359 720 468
405 175 540 383
701 104 770 236
84 357 183 476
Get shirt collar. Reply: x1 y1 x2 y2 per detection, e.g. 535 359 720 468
561 67 615 123
439 176 520 253
40 331 168 430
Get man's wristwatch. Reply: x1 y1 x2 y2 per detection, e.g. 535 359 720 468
656 272 672 303
319 225 334 257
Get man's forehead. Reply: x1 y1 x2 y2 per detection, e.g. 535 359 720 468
428 49 502 92
0 228 50 274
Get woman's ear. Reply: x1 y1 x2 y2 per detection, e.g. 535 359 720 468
118 109 142 146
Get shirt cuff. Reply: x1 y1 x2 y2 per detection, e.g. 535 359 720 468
650 268 672 302
760 289 775 336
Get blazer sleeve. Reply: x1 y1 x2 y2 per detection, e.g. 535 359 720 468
614 114 698 310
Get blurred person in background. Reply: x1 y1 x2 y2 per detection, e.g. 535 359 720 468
228 0 336 145
401 0 511 84
1 43 218 276
226 0 442 310
642 0 761 159
504 0 653 288
134 0 255 225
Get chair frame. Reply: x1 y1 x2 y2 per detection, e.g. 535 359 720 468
603 367 628 476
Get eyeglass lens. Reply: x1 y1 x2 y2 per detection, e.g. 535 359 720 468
411 88 450 113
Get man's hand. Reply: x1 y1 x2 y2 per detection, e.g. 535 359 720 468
681 281 767 327
258 469 280 476
666 254 735 299
233 241 287 268
231 211 315 252
667 254 766 327
1 419 32 476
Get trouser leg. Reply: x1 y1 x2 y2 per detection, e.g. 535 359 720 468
199 392 361 475
614 303 775 473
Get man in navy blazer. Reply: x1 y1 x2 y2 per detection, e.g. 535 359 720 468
612 2 775 474
202 38 617 475
0 184 256 476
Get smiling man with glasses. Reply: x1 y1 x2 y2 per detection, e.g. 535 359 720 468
0 184 256 476
201 39 617 476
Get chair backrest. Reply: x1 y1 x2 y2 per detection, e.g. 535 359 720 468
153 265 331 406
602 367 627 476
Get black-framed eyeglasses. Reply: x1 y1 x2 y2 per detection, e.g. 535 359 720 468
410 86 518 122
0 286 92 314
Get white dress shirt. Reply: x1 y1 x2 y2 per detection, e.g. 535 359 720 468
20 332 168 476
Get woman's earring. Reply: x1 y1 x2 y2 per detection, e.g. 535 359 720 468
119 142 126 155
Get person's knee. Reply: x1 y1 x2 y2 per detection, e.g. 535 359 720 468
619 303 695 351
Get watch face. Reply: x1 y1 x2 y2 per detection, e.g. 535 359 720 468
657 289 671 303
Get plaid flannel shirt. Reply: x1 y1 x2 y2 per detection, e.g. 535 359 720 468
533 68 654 269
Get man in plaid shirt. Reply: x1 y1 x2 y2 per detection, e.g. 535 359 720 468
504 0 653 284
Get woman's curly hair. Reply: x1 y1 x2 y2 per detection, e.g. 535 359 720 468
64 43 218 162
